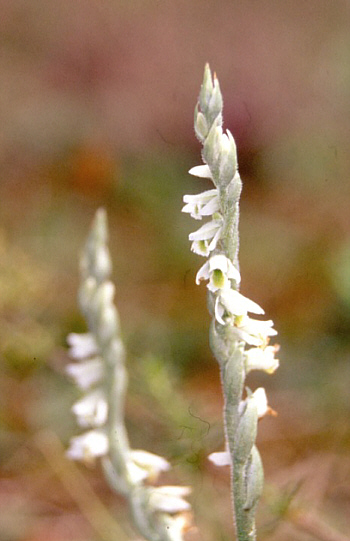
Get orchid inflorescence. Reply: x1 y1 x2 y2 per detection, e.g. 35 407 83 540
66 209 192 541
182 64 279 540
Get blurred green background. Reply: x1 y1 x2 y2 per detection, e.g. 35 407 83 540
1 1 350 540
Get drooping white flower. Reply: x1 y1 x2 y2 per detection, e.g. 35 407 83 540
232 316 277 346
188 164 212 178
215 289 264 325
148 486 191 513
66 430 109 461
126 460 151 484
196 254 241 291
72 389 108 427
189 217 223 257
67 333 99 359
208 450 232 467
131 450 170 475
65 358 104 390
245 345 280 374
248 387 274 419
182 189 219 220
222 315 277 346
128 450 170 483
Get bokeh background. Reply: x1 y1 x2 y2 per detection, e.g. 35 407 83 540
1 1 350 540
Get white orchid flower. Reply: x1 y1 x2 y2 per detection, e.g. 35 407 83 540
66 430 109 462
189 215 223 256
72 389 108 427
131 450 170 481
230 316 278 346
196 254 241 291
182 189 219 220
65 358 104 390
245 345 280 374
215 289 264 324
67 332 99 359
148 486 191 513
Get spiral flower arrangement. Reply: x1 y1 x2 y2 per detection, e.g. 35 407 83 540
182 64 279 541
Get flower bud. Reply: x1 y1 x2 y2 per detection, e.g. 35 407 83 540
194 105 209 142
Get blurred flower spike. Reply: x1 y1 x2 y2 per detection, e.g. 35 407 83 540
66 208 192 541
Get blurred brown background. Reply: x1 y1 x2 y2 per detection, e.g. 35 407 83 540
1 1 350 540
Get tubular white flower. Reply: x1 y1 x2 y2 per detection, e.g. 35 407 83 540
208 450 232 467
214 289 264 324
66 430 109 461
190 219 223 256
249 387 269 419
189 215 223 242
67 332 99 359
182 189 219 220
149 486 191 513
245 345 280 374
188 164 212 178
65 358 104 390
131 450 170 477
230 316 277 346
196 254 241 291
72 389 108 427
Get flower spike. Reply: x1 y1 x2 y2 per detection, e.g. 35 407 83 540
183 64 280 541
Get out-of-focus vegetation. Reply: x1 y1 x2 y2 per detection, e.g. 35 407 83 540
1 1 349 540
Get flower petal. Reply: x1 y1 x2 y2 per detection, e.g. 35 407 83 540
67 333 99 359
188 165 212 178
66 430 109 461
189 218 222 242
72 390 108 427
149 486 191 513
195 261 210 284
66 358 104 390
131 450 170 475
219 289 264 317
208 451 232 467
245 345 279 374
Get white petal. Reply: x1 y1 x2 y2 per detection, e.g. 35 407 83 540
131 450 170 473
126 460 149 483
195 261 210 284
72 390 108 427
214 296 226 325
245 345 279 374
67 333 99 359
208 254 240 286
189 219 222 242
66 430 108 461
207 224 223 252
219 289 264 317
190 239 210 256
149 486 191 513
154 486 191 497
183 189 218 204
66 358 104 390
251 388 269 418
182 189 219 220
188 165 212 178
200 196 220 216
208 451 232 467
227 316 277 345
